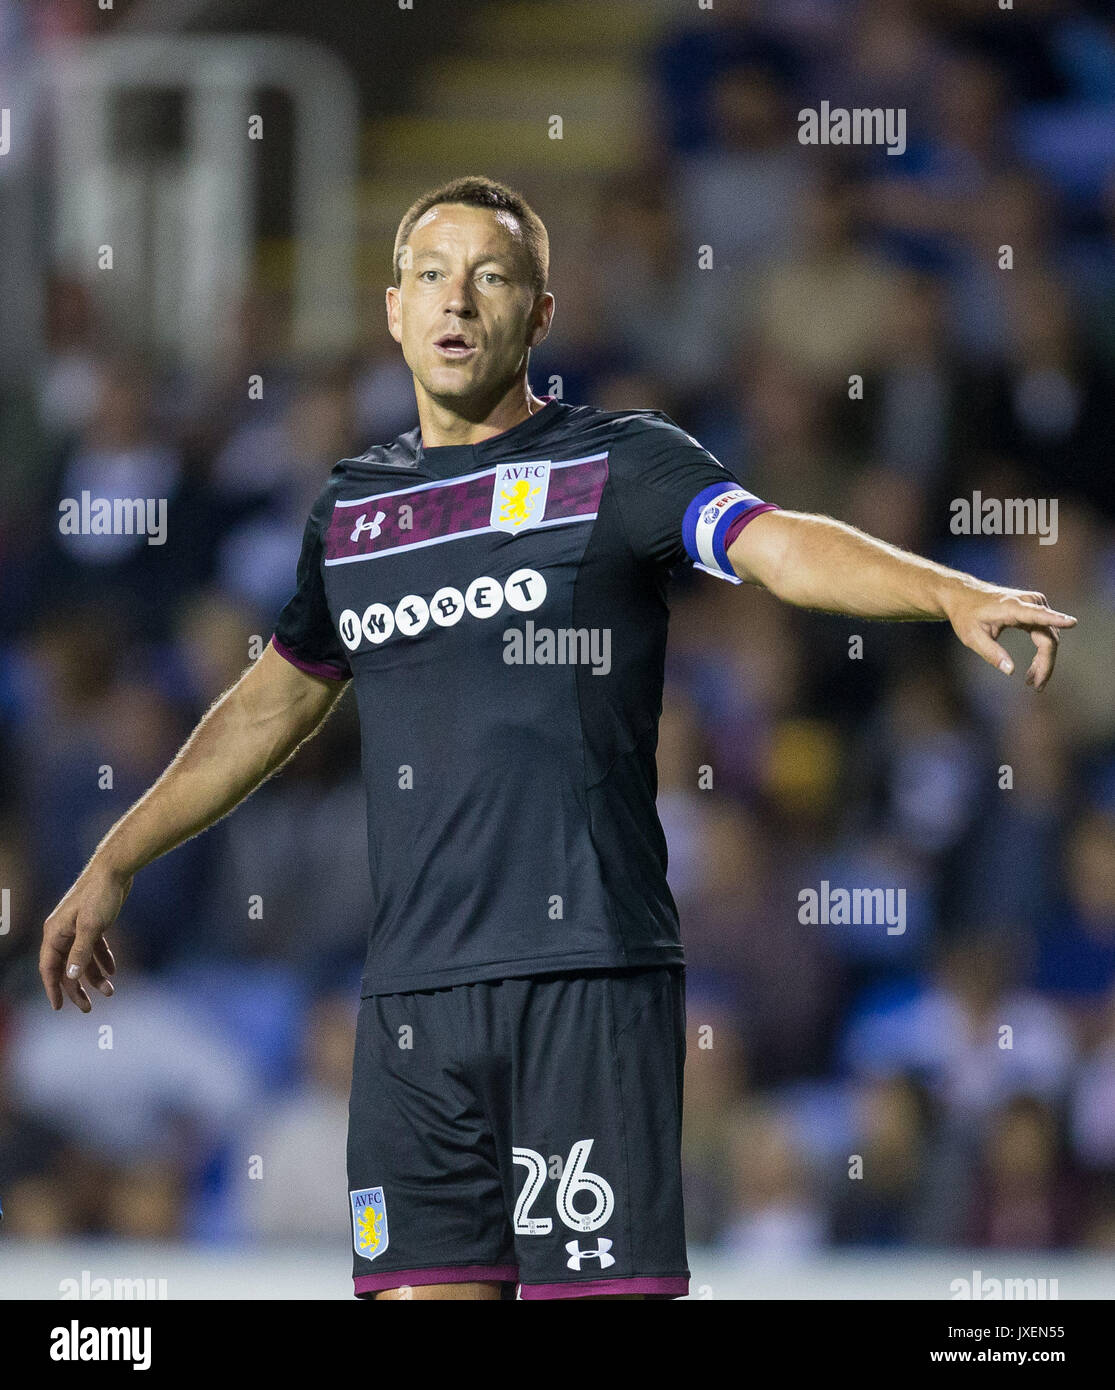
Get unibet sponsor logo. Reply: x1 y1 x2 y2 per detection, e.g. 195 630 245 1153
337 568 546 653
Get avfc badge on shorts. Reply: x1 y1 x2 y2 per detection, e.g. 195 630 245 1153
350 1186 389 1262
491 461 550 534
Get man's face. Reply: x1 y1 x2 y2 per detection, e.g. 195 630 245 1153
386 203 552 407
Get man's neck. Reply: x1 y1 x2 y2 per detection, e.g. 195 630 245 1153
416 381 549 449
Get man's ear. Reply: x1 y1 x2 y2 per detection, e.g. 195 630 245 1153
385 285 402 345
528 293 555 350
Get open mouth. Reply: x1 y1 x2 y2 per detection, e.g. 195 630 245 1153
434 334 477 359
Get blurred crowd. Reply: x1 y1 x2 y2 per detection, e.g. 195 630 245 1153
3 0 1115 1259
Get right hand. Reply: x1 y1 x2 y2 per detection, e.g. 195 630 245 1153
40 862 131 1012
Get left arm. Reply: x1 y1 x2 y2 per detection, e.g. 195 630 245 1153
728 510 1077 690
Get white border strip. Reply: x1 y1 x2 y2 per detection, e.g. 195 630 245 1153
324 511 600 566
331 452 608 508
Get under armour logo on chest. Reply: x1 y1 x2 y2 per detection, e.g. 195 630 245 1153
350 510 386 543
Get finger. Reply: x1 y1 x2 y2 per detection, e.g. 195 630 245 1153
64 914 104 1009
39 932 66 1011
963 624 1015 674
1001 598 1078 629
82 956 114 998
60 968 92 1013
40 910 79 1011
93 938 116 978
1026 626 1059 691
65 912 102 988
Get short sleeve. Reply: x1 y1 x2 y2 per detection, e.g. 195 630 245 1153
271 498 352 681
609 412 779 583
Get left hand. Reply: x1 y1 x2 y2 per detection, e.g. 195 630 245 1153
943 584 1078 690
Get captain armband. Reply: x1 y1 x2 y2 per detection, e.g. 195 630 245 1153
682 484 780 583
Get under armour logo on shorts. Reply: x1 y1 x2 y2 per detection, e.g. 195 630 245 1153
565 1238 615 1271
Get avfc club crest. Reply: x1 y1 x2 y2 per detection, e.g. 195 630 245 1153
350 1186 389 1261
490 461 551 534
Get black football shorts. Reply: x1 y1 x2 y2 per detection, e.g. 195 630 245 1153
347 964 689 1299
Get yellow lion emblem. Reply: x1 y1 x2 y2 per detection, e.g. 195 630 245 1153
498 480 541 527
357 1204 384 1254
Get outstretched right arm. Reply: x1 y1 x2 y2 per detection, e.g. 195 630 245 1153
40 641 348 1012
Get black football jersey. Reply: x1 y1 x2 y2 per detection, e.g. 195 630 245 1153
273 397 777 994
